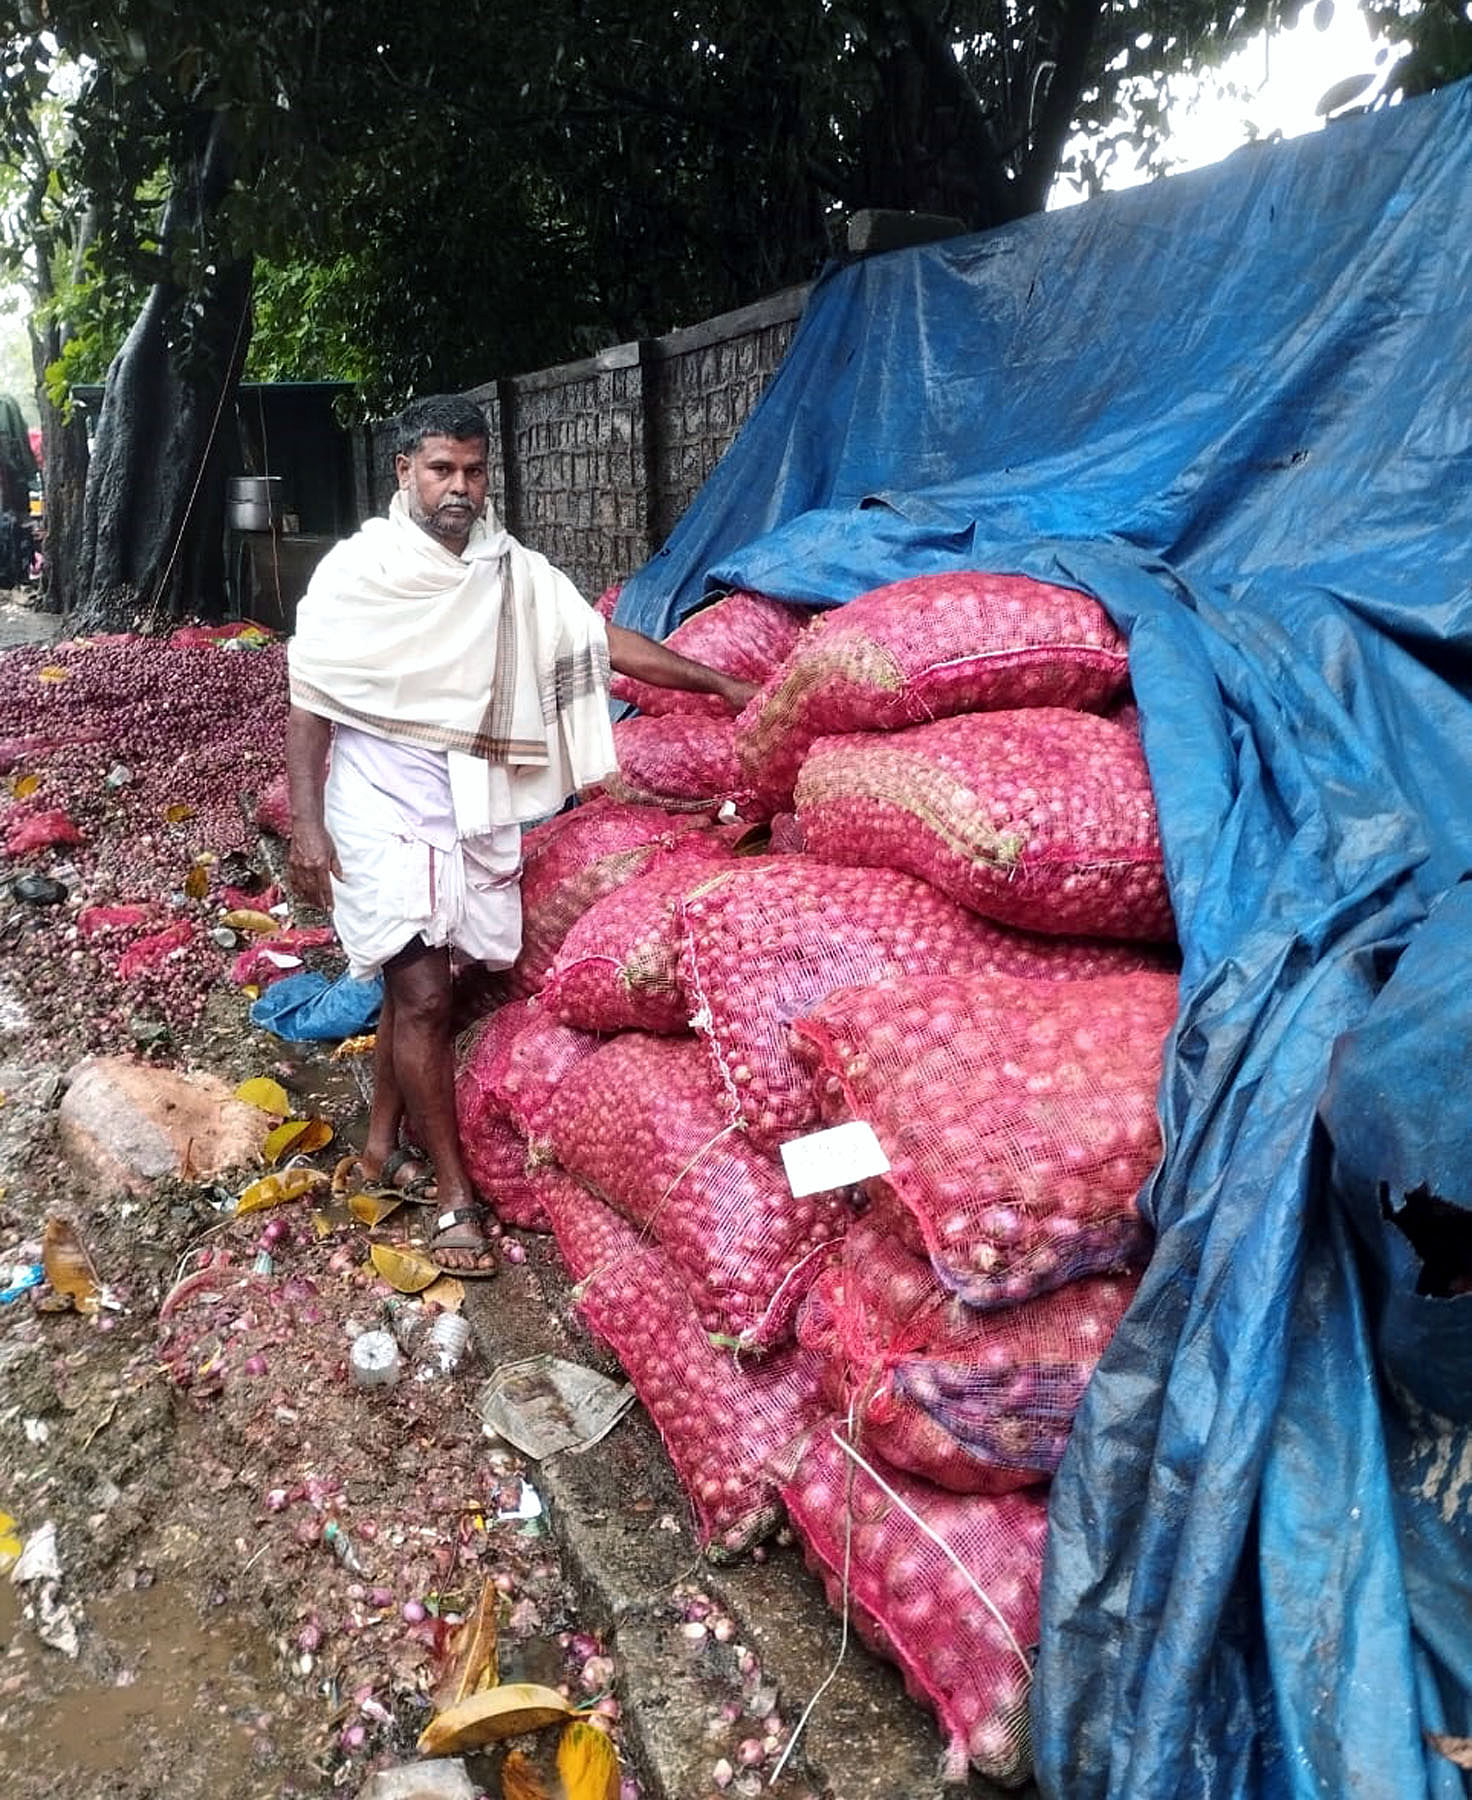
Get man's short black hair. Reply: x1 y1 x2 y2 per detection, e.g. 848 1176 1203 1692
393 394 490 458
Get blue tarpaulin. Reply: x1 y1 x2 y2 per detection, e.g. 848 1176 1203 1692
615 78 1472 1800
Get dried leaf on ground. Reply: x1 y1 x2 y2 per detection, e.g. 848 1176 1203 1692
433 1578 500 1712
236 1169 329 1215
417 1681 572 1754
235 1076 290 1116
331 1033 377 1059
41 1216 102 1315
264 1117 334 1164
370 1241 441 1294
558 1719 620 1799
184 864 211 900
348 1191 403 1227
222 908 281 935
421 1274 466 1311
164 803 196 824
501 1752 556 1800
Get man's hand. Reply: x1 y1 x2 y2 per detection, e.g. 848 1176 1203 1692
715 674 759 714
606 623 756 714
286 821 342 915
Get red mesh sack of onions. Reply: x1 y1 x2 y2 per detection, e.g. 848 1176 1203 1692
797 1214 1139 1492
592 580 623 621
540 844 740 1034
792 970 1174 1308
678 859 1168 1150
734 570 1128 808
458 1107 547 1231
776 1421 1047 1785
609 590 813 719
542 1032 849 1349
602 715 753 813
550 1182 826 1558
510 798 714 996
454 1001 549 1229
253 771 293 838
533 1165 634 1282
4 806 84 854
456 999 540 1104
489 1007 603 1141
796 708 1173 941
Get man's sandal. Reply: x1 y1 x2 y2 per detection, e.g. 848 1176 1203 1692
379 1147 438 1201
331 1148 438 1202
429 1206 498 1278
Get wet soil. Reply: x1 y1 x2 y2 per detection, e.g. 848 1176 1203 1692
0 934 610 1800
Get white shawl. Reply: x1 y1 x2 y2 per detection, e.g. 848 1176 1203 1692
287 493 616 836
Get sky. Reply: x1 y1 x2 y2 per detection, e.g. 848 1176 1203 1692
0 6 1397 425
1054 0 1394 204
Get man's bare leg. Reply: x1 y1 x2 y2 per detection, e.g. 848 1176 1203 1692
361 985 405 1171
380 938 494 1272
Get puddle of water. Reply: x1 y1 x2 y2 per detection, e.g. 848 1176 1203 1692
0 1576 274 1784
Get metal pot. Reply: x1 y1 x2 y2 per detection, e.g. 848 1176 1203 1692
227 475 284 533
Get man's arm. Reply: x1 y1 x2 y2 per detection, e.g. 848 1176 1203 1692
606 623 758 714
284 706 341 913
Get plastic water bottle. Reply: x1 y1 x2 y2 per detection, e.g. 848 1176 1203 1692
349 1329 402 1391
416 1312 472 1379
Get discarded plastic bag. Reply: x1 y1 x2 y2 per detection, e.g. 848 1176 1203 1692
250 970 383 1039
476 1354 636 1459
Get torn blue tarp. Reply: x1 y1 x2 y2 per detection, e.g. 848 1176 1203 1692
615 76 1472 1800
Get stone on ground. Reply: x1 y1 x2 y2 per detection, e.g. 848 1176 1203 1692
355 1760 476 1800
57 1055 270 1193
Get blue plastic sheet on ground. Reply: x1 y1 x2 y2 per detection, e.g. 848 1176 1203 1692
613 78 1472 1800
250 970 382 1041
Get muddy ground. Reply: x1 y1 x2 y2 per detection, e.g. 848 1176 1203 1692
0 962 629 1799
0 589 630 1797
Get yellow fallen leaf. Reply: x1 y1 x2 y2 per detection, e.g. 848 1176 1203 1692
184 864 211 900
558 1719 620 1800
37 665 70 684
11 773 39 799
433 1579 500 1713
163 802 196 824
221 908 281 936
263 1117 334 1165
236 1168 329 1215
242 984 261 1000
234 1076 291 1116
348 1191 403 1227
501 1752 554 1800
370 1241 441 1294
309 1209 336 1239
42 1216 102 1315
420 1274 466 1312
417 1682 572 1756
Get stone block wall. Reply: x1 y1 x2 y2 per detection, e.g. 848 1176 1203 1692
361 284 808 604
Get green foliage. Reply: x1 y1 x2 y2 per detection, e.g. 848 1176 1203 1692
2 0 1469 418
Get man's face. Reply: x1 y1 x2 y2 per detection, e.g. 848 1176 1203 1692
396 434 490 553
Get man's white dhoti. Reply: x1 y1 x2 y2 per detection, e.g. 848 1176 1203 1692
325 742 522 979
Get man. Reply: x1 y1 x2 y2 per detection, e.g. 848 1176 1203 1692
285 394 754 1273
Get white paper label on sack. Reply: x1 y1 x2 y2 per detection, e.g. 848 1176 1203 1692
779 1120 890 1197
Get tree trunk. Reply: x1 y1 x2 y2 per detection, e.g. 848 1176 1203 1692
75 111 253 629
29 327 89 618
